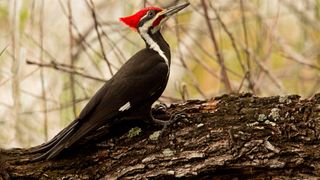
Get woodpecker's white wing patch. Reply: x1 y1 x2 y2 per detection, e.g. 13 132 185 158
119 102 131 111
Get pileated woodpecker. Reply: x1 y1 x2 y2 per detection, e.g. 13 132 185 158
28 2 189 160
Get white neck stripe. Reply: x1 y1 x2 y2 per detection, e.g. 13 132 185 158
139 27 169 67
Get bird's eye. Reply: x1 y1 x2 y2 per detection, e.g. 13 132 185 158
148 10 155 17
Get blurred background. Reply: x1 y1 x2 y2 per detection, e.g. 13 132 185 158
0 0 319 148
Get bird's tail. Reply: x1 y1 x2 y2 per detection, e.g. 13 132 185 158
26 119 79 160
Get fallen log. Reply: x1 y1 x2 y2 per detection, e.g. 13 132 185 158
1 93 320 179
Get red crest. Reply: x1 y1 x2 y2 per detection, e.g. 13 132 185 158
120 7 163 29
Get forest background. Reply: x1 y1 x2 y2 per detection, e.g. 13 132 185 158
0 0 319 149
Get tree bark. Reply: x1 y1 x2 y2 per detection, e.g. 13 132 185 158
1 93 320 179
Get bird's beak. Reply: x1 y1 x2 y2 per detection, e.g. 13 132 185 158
161 2 190 18
151 2 189 34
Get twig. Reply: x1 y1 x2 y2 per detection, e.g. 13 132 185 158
20 89 59 104
282 1 320 32
59 1 123 73
240 0 254 92
174 17 188 68
237 72 248 92
57 0 105 77
86 0 114 76
200 0 232 93
67 0 78 118
39 0 48 142
181 43 219 79
10 0 23 145
23 33 83 71
0 65 39 87
143 0 147 8
74 78 90 98
279 39 320 71
211 6 245 74
248 49 283 90
89 10 127 67
0 44 8 57
100 30 127 65
177 83 189 101
21 97 90 115
26 59 107 82
179 27 242 78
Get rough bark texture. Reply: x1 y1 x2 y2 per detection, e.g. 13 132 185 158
1 93 320 179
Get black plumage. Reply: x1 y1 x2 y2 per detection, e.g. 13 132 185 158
28 3 189 160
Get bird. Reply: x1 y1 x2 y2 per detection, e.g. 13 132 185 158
27 2 190 160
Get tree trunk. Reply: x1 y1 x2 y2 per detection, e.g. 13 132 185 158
1 93 320 179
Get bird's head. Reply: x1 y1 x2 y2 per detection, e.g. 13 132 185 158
120 2 189 34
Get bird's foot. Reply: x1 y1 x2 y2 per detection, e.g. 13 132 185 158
152 103 167 113
151 110 188 137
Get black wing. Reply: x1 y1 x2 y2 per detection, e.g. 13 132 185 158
33 49 169 160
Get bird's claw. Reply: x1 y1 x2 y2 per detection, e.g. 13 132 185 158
152 111 188 138
153 103 167 113
170 112 187 122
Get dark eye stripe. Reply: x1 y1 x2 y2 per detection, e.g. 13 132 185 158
138 10 157 27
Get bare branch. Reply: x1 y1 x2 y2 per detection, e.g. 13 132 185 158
0 44 8 57
26 59 107 82
39 0 49 142
86 0 114 76
200 0 232 93
239 0 254 92
67 0 78 118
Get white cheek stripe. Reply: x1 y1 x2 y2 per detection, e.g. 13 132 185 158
119 102 131 111
139 27 169 67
